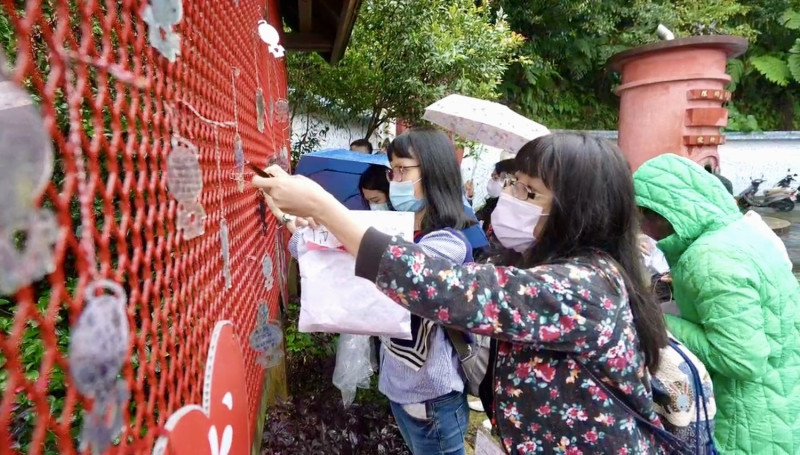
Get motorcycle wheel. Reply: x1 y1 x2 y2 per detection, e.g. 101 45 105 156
771 200 795 212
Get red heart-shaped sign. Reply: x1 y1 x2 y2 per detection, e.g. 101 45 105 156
152 321 251 455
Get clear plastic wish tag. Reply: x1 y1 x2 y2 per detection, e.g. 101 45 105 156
68 279 130 455
273 98 290 124
233 133 245 192
261 254 274 290
256 88 265 133
0 60 58 294
249 302 284 368
220 218 232 290
167 138 205 240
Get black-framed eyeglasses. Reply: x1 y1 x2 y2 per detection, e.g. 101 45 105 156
509 179 536 201
386 165 420 182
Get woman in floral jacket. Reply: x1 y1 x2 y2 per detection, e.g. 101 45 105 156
254 133 670 454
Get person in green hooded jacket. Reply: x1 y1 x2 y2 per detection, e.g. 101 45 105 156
634 153 800 454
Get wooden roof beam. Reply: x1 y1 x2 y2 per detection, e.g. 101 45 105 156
282 33 334 52
298 0 312 33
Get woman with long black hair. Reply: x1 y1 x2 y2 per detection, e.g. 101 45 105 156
255 132 669 453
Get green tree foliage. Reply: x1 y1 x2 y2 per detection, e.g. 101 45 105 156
493 0 755 130
726 3 800 130
288 0 524 139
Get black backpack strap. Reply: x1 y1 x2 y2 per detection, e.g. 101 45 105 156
444 328 473 362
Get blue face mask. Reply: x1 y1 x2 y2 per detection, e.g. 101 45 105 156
369 202 390 211
389 179 425 212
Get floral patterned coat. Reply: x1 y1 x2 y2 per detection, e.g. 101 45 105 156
355 228 666 455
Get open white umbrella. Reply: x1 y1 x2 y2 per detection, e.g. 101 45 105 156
423 94 550 155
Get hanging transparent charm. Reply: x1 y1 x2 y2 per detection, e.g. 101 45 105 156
68 279 130 455
167 137 206 240
273 98 290 124
0 52 58 295
249 302 284 368
232 133 245 192
256 88 266 133
258 199 268 236
268 98 274 124
274 229 289 312
220 218 232 290
141 0 184 62
262 254 274 290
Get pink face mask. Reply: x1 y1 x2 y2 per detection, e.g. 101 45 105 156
491 192 547 252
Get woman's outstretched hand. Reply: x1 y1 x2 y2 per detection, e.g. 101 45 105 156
252 165 336 219
251 165 369 256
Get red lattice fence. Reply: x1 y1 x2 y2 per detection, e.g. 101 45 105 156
0 0 288 453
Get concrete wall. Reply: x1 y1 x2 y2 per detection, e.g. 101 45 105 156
463 131 800 210
291 111 395 152
576 131 800 195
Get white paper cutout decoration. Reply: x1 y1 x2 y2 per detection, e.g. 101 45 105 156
257 19 285 58
249 303 283 368
0 52 58 295
68 279 130 454
141 0 183 62
256 88 266 133
167 137 206 240
220 219 232 290
261 254 274 290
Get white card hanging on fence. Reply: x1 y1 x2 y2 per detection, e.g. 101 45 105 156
0 53 58 295
69 279 130 455
296 211 414 338
167 137 206 240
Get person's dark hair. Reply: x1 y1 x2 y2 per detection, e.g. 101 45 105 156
715 173 734 195
494 159 516 175
514 133 667 370
350 139 373 153
359 164 391 206
387 128 475 234
476 197 499 226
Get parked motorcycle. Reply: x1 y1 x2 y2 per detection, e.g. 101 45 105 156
736 176 796 212
774 168 800 202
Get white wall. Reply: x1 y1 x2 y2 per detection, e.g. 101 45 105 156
463 131 800 209
718 134 800 195
291 112 394 152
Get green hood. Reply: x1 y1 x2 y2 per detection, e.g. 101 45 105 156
633 154 741 266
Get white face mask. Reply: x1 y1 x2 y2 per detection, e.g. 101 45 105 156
369 202 390 211
486 178 504 198
491 192 546 252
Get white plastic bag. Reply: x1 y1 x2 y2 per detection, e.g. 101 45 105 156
332 334 374 407
296 211 414 338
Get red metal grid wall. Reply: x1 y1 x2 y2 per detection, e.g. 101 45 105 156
0 0 287 453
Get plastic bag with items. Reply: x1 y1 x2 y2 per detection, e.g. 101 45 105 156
332 334 375 407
